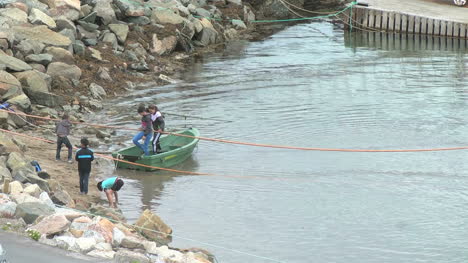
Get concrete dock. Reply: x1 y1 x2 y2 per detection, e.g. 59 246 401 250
346 0 468 38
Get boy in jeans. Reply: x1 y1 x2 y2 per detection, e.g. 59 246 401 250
75 138 94 195
132 105 153 156
55 113 73 163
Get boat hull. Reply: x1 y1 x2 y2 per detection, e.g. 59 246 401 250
111 128 199 171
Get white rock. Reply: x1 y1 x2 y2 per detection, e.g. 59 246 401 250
11 193 42 204
0 201 16 218
87 249 115 259
112 227 125 247
83 230 105 243
94 242 112 251
9 181 23 195
148 245 184 261
23 184 42 198
70 221 91 232
54 208 85 221
75 237 96 253
39 235 58 247
39 192 55 209
54 236 77 251
29 8 57 29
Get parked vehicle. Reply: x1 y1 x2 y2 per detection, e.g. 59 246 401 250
453 0 467 6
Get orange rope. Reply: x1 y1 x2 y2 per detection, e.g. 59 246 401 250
0 128 286 180
2 109 468 153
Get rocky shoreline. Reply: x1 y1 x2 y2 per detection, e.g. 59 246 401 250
0 0 347 262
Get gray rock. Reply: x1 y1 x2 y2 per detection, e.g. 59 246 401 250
0 8 28 24
12 167 49 192
0 70 21 98
227 0 242 4
0 201 16 218
9 25 72 48
108 24 129 44
15 39 44 55
75 237 96 253
111 227 125 247
39 192 54 209
87 250 115 259
80 11 97 23
89 83 106 100
122 50 139 62
45 47 75 65
7 94 31 111
195 7 211 18
151 9 185 25
224 28 237 40
15 202 54 224
17 0 49 13
77 21 99 32
80 4 93 17
72 40 85 56
231 19 247 29
29 63 46 73
47 62 81 80
243 5 255 22
82 38 97 46
55 17 76 31
54 236 77 251
114 0 146 17
48 7 80 22
120 236 145 249
196 27 218 46
114 249 150 263
101 32 118 50
150 34 177 56
13 70 49 93
88 99 103 110
28 8 56 29
58 28 76 43
0 54 32 72
96 67 112 81
93 0 116 25
50 188 73 206
125 16 150 25
23 184 41 197
129 62 149 71
24 54 53 65
0 39 8 51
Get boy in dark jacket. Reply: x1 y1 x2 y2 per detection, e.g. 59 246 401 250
55 113 73 163
132 105 153 156
75 138 94 195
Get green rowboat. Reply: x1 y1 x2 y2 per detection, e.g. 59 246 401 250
112 128 200 171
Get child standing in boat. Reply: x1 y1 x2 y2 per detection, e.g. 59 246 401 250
132 105 153 156
148 105 165 154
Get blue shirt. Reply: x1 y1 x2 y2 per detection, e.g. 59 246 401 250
101 177 117 189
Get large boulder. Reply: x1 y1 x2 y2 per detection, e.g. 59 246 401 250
0 200 17 218
15 202 54 224
24 54 53 65
151 9 185 24
108 24 129 44
50 188 74 206
44 47 74 64
0 54 32 72
28 8 56 29
46 62 81 80
7 152 29 172
7 93 31 111
15 39 45 55
23 184 41 197
150 34 177 56
114 249 150 263
120 235 145 249
12 168 50 192
75 237 96 253
93 0 116 25
196 27 218 46
13 70 49 94
29 214 70 235
134 209 172 245
0 71 21 98
0 8 28 25
8 25 72 48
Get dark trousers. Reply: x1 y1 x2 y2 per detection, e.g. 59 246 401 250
79 170 90 194
152 131 162 154
56 136 72 160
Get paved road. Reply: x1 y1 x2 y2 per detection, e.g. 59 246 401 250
366 0 468 23
0 232 110 263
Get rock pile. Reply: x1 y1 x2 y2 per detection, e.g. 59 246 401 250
0 132 213 263
0 0 254 124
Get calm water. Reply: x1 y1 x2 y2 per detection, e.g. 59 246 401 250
93 22 468 263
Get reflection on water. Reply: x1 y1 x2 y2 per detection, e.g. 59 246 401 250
91 22 468 263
